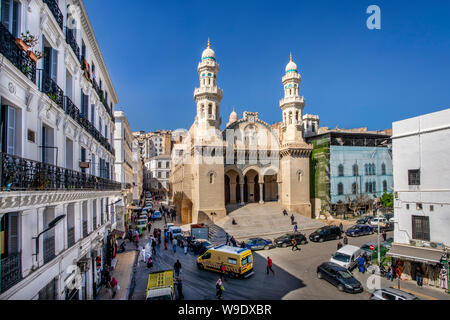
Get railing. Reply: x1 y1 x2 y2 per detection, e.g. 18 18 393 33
0 23 36 83
65 27 80 62
82 221 88 238
38 70 64 110
67 227 75 248
1 252 22 294
43 236 55 264
43 0 63 30
0 152 122 191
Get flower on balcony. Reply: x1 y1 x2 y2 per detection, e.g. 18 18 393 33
47 93 57 111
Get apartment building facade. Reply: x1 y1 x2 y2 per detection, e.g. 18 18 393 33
0 0 121 299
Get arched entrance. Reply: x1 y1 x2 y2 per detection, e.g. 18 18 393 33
225 175 230 204
224 168 241 205
244 169 259 203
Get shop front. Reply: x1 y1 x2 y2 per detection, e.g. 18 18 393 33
91 238 104 299
388 244 449 291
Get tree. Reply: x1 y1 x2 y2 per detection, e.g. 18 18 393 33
380 193 393 209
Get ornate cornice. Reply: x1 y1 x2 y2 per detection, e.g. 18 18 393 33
279 142 313 158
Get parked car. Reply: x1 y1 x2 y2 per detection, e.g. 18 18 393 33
244 238 274 251
345 224 374 237
356 216 373 225
309 226 342 243
384 213 394 221
274 233 308 248
374 221 394 233
370 217 387 226
360 242 377 257
190 239 213 255
370 287 419 300
329 245 363 269
317 262 364 293
382 237 394 249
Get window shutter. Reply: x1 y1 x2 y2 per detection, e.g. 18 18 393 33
44 46 52 78
8 212 19 254
6 106 16 155
12 0 19 37
1 0 11 31
51 48 58 82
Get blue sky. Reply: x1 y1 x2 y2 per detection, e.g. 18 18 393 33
85 0 450 132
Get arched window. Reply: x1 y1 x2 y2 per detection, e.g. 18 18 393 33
352 183 358 195
383 180 387 192
208 104 212 115
353 164 359 177
295 111 299 122
372 164 376 175
337 183 344 195
365 164 369 176
381 163 386 175
372 181 376 193
365 182 369 193
288 112 292 124
338 164 344 177
209 172 215 184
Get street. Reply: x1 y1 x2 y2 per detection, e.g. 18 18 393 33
128 217 398 300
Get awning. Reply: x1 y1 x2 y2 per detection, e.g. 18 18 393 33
387 244 445 264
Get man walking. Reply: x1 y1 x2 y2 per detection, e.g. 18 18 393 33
174 259 182 277
337 241 343 250
266 257 275 275
339 223 344 233
176 277 184 300
291 238 300 251
220 263 227 281
293 223 298 233
290 214 295 225
283 209 288 216
382 229 387 242
343 235 348 245
216 278 224 300
172 238 178 253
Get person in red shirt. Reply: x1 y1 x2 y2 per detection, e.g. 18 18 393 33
266 257 275 275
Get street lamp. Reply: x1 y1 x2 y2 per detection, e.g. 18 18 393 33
32 214 66 257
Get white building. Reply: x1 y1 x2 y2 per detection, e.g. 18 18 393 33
132 139 143 202
388 108 450 288
0 0 121 299
143 155 171 197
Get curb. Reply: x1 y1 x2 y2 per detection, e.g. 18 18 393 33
126 249 140 300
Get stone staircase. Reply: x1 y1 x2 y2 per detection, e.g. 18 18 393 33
215 202 325 241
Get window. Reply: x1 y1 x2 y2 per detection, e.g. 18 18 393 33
372 164 376 175
351 183 357 195
338 164 344 177
372 182 376 193
383 180 387 192
408 170 420 185
38 278 57 300
1 105 18 155
0 212 20 257
353 164 359 176
365 164 368 176
430 205 434 212
43 42 58 82
416 203 423 210
228 258 237 265
158 161 161 168
412 216 430 241
209 172 214 184
337 183 344 195
241 255 252 265
406 204 410 210
381 163 386 175
1 0 20 37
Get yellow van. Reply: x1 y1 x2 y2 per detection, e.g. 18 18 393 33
196 244 254 278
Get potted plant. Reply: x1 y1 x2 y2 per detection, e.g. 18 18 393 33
47 93 57 111
15 38 29 52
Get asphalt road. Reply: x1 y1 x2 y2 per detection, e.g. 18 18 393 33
130 217 393 300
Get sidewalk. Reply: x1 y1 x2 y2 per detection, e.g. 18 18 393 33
353 270 450 300
96 249 137 300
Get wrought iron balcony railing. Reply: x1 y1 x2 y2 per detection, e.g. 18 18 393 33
43 0 63 30
1 252 22 294
43 236 55 264
65 27 80 62
38 70 64 110
0 152 122 191
67 227 75 248
0 23 36 83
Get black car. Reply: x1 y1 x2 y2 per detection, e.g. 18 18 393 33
345 224 374 237
273 233 308 248
309 226 342 242
374 221 394 233
317 262 364 293
190 239 213 255
356 216 374 225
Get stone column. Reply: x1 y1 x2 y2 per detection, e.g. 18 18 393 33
230 182 237 204
259 183 264 204
239 183 245 205
277 182 281 203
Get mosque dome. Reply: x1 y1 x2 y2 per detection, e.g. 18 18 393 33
202 39 216 61
285 53 298 73
229 108 238 123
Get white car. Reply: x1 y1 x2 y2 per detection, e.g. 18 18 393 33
329 245 363 270
370 217 387 226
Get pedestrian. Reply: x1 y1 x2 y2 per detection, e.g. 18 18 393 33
164 237 168 250
416 266 423 287
183 239 188 254
395 265 402 280
172 238 178 253
147 256 153 269
140 247 146 263
216 278 224 299
339 222 343 233
337 241 343 250
293 223 298 233
387 265 394 281
230 236 237 247
290 214 295 224
147 221 152 233
382 230 387 242
174 259 182 277
291 238 300 251
357 256 365 273
151 238 157 255
110 277 119 298
266 257 275 275
343 235 348 245
176 277 184 300
440 266 448 290
220 263 226 281
283 209 288 216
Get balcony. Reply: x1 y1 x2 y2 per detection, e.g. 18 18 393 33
0 152 122 191
43 236 56 264
1 252 22 294
65 27 80 63
67 227 75 247
38 70 64 110
0 23 36 84
43 0 63 31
